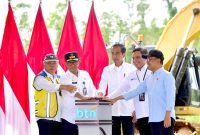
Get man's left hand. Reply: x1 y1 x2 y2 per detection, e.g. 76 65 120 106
132 111 137 123
164 111 171 128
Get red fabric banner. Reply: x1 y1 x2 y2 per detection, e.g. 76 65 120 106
27 4 54 75
0 50 5 114
57 1 83 71
82 2 109 88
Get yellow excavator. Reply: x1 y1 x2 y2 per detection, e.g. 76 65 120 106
156 0 200 133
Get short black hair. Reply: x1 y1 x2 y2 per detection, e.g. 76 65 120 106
148 49 164 64
112 43 126 54
132 48 148 59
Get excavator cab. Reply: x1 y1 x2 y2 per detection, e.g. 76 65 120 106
188 54 200 106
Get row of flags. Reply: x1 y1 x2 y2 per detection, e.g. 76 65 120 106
0 1 108 135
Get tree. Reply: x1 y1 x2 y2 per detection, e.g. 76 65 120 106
100 12 116 45
47 1 67 48
162 0 200 53
164 0 177 19
13 3 32 52
101 12 131 44
42 0 166 62
135 0 149 35
147 19 164 45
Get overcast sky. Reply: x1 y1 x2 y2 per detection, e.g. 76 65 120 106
0 0 191 47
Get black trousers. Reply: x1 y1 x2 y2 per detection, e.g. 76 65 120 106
137 117 151 135
61 118 78 135
37 119 61 135
149 118 175 135
112 116 134 135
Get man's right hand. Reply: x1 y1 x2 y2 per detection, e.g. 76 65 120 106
110 96 124 104
59 85 77 93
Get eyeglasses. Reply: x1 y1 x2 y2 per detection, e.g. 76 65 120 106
147 57 158 61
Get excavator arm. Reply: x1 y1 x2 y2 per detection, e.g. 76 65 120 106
156 0 200 70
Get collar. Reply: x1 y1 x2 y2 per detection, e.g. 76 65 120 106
137 64 147 72
152 67 163 75
66 70 80 77
113 62 125 71
44 70 56 79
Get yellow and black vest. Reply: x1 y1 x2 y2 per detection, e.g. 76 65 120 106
33 71 60 118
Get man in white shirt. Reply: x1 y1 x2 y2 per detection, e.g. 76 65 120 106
109 48 151 135
60 52 96 135
98 44 135 135
130 48 151 135
33 54 76 135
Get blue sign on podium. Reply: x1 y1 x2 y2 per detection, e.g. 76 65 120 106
75 99 112 135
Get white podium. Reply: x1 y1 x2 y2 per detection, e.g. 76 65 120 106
75 99 112 135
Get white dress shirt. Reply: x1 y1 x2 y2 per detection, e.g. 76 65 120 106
98 62 135 116
110 65 151 119
60 70 96 124
34 70 62 122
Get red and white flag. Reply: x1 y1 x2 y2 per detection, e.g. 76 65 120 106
27 4 54 75
57 1 83 71
0 50 5 135
1 3 30 135
82 2 109 88
27 4 54 135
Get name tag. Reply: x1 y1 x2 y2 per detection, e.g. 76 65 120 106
139 93 145 101
72 81 77 84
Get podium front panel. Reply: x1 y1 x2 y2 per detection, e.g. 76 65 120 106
75 100 112 135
